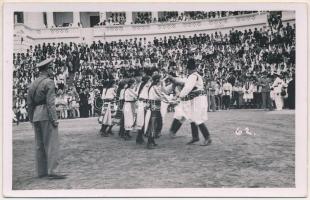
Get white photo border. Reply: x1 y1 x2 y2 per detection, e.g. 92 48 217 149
2 2 308 198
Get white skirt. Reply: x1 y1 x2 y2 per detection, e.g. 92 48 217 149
173 102 187 122
123 102 136 130
160 102 169 119
181 95 208 124
135 101 146 130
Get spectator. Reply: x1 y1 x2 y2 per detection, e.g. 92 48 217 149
13 16 295 122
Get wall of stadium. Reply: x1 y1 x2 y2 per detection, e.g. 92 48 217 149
14 11 295 53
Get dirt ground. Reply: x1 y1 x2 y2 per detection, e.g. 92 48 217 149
12 109 295 190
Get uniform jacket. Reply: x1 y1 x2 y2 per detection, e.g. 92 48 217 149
27 74 58 122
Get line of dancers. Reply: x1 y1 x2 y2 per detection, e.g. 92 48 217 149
98 59 212 149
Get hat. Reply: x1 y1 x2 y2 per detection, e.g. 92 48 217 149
187 59 196 70
152 74 161 82
36 58 53 69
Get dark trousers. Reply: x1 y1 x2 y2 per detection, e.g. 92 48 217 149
222 95 230 109
231 92 240 109
215 95 222 110
253 92 262 108
261 92 273 110
33 120 59 177
209 95 216 111
119 113 125 137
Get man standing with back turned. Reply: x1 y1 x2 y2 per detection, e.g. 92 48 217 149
27 58 66 179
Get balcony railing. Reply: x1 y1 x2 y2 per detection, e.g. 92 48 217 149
14 11 295 52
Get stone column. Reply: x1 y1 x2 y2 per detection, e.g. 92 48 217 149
14 14 18 24
24 12 45 29
73 12 81 27
99 12 106 22
126 12 132 25
46 12 55 28
152 11 158 22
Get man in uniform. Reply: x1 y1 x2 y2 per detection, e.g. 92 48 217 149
27 58 66 179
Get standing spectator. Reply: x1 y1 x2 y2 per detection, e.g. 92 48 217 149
79 89 89 118
27 58 66 179
287 73 295 109
260 72 273 110
242 78 255 108
222 79 232 110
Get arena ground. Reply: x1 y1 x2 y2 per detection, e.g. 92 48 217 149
12 109 295 190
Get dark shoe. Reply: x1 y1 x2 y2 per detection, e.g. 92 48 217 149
200 139 212 146
47 174 67 180
102 132 109 137
186 139 199 145
146 143 154 149
169 132 177 138
124 135 131 141
136 139 145 144
38 174 47 178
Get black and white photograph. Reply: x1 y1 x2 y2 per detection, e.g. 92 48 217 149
2 2 308 198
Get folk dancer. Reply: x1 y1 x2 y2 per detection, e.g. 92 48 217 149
99 80 117 137
166 75 190 140
123 78 138 140
135 75 151 144
115 80 127 138
145 74 170 149
166 72 201 145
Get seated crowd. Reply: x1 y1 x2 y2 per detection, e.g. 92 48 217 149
97 11 260 26
13 21 295 124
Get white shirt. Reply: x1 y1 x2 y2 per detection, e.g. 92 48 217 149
105 88 116 100
124 88 137 101
222 83 233 96
119 89 126 100
138 82 151 99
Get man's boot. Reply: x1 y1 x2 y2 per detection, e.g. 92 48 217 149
169 119 183 138
100 125 108 136
107 125 114 135
187 122 199 145
136 129 145 144
198 123 212 146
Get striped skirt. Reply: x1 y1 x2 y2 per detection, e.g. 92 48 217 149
99 101 117 126
145 100 163 138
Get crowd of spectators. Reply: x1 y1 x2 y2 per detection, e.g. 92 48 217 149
13 18 295 124
96 11 260 26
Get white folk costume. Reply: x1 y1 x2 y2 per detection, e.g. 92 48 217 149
135 80 151 144
136 81 151 130
114 88 125 125
145 84 165 139
272 77 286 110
123 87 138 131
177 59 211 146
166 78 188 137
179 72 208 125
